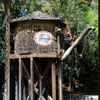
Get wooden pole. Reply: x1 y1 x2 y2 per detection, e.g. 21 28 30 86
22 60 30 79
52 62 56 100
4 0 10 99
58 62 63 100
30 57 34 100
61 26 95 60
19 58 22 100
57 34 60 55
39 79 42 96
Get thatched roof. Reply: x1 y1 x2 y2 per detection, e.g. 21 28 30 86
11 11 65 25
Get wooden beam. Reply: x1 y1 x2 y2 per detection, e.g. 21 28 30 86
58 63 63 100
19 58 22 100
51 62 56 100
61 26 95 60
30 57 34 100
39 79 42 96
34 60 41 79
22 60 30 79
10 53 58 59
34 61 53 90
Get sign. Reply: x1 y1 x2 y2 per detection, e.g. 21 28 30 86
34 31 54 46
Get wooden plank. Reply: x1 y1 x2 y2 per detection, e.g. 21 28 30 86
30 57 34 100
15 21 57 54
19 58 22 100
58 63 63 100
10 53 58 59
52 62 56 100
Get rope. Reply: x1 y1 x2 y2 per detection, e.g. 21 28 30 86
65 19 73 42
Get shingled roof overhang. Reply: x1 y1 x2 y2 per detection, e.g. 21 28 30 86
11 11 65 26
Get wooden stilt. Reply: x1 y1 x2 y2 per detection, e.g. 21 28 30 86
39 78 42 96
52 62 56 100
19 58 22 100
58 63 63 100
30 57 34 100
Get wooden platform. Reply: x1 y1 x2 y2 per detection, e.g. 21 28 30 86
10 53 59 59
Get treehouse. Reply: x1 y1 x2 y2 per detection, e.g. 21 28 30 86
11 11 66 58
9 11 95 100
10 11 67 100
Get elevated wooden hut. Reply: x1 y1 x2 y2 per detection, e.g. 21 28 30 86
11 11 66 56
8 10 95 100
10 11 66 100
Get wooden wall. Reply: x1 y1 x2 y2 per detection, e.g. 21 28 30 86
14 20 64 54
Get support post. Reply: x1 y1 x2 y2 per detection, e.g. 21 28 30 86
58 62 63 100
39 78 42 96
30 57 34 100
57 34 60 55
52 62 56 100
19 58 22 100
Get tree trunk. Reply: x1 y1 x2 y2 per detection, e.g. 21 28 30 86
4 0 10 100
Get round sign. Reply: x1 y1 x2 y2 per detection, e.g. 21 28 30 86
34 31 54 46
